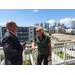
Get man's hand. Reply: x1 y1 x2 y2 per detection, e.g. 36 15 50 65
20 43 26 50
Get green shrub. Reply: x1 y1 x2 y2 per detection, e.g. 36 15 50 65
1 54 5 61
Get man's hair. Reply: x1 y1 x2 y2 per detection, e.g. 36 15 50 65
6 21 16 30
36 27 44 34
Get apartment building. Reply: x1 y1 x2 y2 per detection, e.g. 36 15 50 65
0 26 37 44
0 26 1 43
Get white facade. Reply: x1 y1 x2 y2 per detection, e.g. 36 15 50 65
0 26 2 43
53 26 65 33
65 28 73 33
53 22 56 26
71 20 75 28
29 26 34 42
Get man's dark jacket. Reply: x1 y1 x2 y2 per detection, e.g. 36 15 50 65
2 31 23 65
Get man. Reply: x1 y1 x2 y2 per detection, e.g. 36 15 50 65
2 21 26 65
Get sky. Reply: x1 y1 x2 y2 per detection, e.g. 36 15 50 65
0 9 75 27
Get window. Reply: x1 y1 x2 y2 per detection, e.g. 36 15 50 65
20 40 23 42
30 32 32 34
24 32 29 34
23 27 29 30
30 28 32 30
22 28 26 30
19 28 23 30
19 32 24 34
30 36 32 37
30 40 33 42
19 36 28 38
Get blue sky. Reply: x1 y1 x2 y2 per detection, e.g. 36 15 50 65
0 9 75 27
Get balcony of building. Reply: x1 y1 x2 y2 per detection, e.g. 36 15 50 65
0 41 75 65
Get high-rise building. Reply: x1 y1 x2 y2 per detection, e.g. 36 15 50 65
61 23 64 28
58 23 61 26
46 23 49 30
44 22 47 28
53 22 56 26
44 22 49 29
71 20 75 28
39 23 43 27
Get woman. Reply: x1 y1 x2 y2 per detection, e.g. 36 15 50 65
32 27 52 65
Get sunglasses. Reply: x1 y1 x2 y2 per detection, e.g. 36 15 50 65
36 30 40 32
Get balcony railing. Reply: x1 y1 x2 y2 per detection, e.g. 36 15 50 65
0 41 75 65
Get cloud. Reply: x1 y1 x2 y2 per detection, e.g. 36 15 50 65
0 22 6 26
33 9 38 12
47 20 55 25
71 18 75 21
59 18 71 24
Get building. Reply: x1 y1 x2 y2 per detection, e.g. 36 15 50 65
39 23 43 27
44 22 49 30
34 23 39 26
0 26 2 46
0 26 1 43
0 26 37 44
46 23 49 30
65 28 73 33
53 22 56 26
65 28 75 34
17 26 29 43
58 23 61 26
49 29 56 33
43 22 47 28
49 23 66 33
61 23 64 27
71 20 75 28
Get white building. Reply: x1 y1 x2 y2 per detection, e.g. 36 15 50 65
53 22 56 26
0 26 2 43
71 20 75 28
65 28 75 33
29 26 37 42
49 25 65 33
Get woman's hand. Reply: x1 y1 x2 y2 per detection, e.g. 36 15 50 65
32 40 36 50
48 55 51 60
32 46 35 50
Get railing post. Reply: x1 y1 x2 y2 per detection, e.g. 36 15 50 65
29 50 30 65
25 50 26 65
63 43 66 65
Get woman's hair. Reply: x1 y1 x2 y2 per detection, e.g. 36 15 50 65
36 27 44 34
